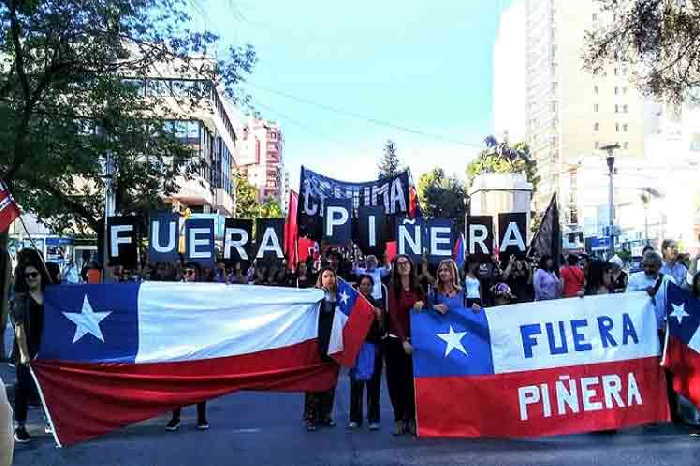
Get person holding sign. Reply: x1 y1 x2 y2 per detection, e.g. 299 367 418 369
385 255 424 436
427 259 465 315
304 267 340 432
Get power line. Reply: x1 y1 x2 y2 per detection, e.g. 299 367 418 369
245 82 485 148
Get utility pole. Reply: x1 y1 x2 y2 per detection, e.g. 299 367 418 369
600 144 619 259
102 150 116 282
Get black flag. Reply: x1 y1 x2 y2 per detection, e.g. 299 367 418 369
527 194 561 267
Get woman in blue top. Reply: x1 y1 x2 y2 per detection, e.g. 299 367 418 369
428 259 465 315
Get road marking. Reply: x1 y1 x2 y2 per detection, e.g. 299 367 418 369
231 428 262 434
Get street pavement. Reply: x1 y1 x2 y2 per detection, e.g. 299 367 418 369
4 362 700 466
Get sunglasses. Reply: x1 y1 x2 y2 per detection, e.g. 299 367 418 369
25 272 40 279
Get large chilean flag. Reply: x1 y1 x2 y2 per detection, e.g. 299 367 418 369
412 292 669 437
32 281 374 446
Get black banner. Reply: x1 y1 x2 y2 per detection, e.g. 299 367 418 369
466 216 493 261
426 218 454 264
255 218 285 265
147 211 180 263
323 198 353 245
298 166 410 240
356 206 387 256
498 212 527 262
185 218 215 266
223 218 253 266
527 195 561 267
107 216 139 268
395 217 425 263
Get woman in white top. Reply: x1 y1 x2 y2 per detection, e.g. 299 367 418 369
464 260 481 306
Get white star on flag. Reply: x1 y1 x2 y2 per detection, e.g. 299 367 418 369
339 290 350 305
63 295 113 343
436 325 468 358
670 303 690 325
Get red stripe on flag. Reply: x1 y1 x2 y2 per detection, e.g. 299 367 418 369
664 335 700 410
0 181 20 232
33 339 337 446
284 191 299 270
415 356 669 438
333 294 376 367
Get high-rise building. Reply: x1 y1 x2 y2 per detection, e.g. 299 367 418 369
494 0 647 228
237 117 285 203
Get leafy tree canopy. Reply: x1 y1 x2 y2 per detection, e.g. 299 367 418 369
584 0 700 103
466 136 539 193
377 139 402 179
0 0 256 234
417 167 467 234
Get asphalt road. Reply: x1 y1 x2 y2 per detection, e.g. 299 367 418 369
7 364 700 466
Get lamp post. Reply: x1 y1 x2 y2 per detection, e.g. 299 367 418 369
600 144 620 259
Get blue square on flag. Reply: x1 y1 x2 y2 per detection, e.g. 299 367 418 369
412 306 494 378
667 283 700 345
336 279 359 316
40 283 140 363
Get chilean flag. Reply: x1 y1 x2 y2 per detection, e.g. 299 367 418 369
0 180 20 232
32 282 374 446
412 292 669 437
662 283 700 409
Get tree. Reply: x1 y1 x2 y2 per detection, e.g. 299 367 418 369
259 197 282 218
233 172 260 219
466 137 539 193
0 0 256 234
377 139 402 178
417 167 467 234
584 0 700 103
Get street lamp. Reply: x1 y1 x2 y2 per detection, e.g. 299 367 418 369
600 143 620 259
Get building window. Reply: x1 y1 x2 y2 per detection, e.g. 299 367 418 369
615 104 619 113
623 142 629 149
594 122 599 131
623 104 628 113
615 123 620 132
595 141 600 149
594 103 599 112
592 13 597 21
623 86 628 94
551 101 558 112
594 85 599 94
552 82 558 92
614 86 619 95
623 123 628 131
614 67 618 75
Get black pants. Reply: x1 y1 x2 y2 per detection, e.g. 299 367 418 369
172 402 207 422
349 345 383 425
384 338 415 423
304 388 336 424
14 363 34 424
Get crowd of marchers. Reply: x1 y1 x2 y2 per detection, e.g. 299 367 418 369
6 238 700 446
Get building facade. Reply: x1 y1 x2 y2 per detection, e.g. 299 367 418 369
494 0 648 244
237 117 285 203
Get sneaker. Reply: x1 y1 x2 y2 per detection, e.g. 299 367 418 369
368 422 380 431
44 423 53 434
14 426 31 443
347 422 359 429
321 417 336 427
406 419 416 436
196 420 210 431
690 431 700 437
165 418 181 432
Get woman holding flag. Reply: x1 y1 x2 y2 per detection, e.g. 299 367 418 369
385 254 424 436
304 267 339 431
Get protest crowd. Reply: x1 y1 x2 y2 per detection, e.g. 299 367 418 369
6 232 700 445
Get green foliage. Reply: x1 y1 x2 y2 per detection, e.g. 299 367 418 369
259 197 283 218
417 167 467 233
233 172 261 219
466 137 539 193
377 139 402 178
0 0 256 234
583 0 700 103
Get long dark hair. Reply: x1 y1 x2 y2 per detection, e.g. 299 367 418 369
14 249 53 293
586 260 613 295
315 266 337 293
390 254 421 298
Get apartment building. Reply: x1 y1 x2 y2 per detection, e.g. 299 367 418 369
494 0 647 239
237 117 285 203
